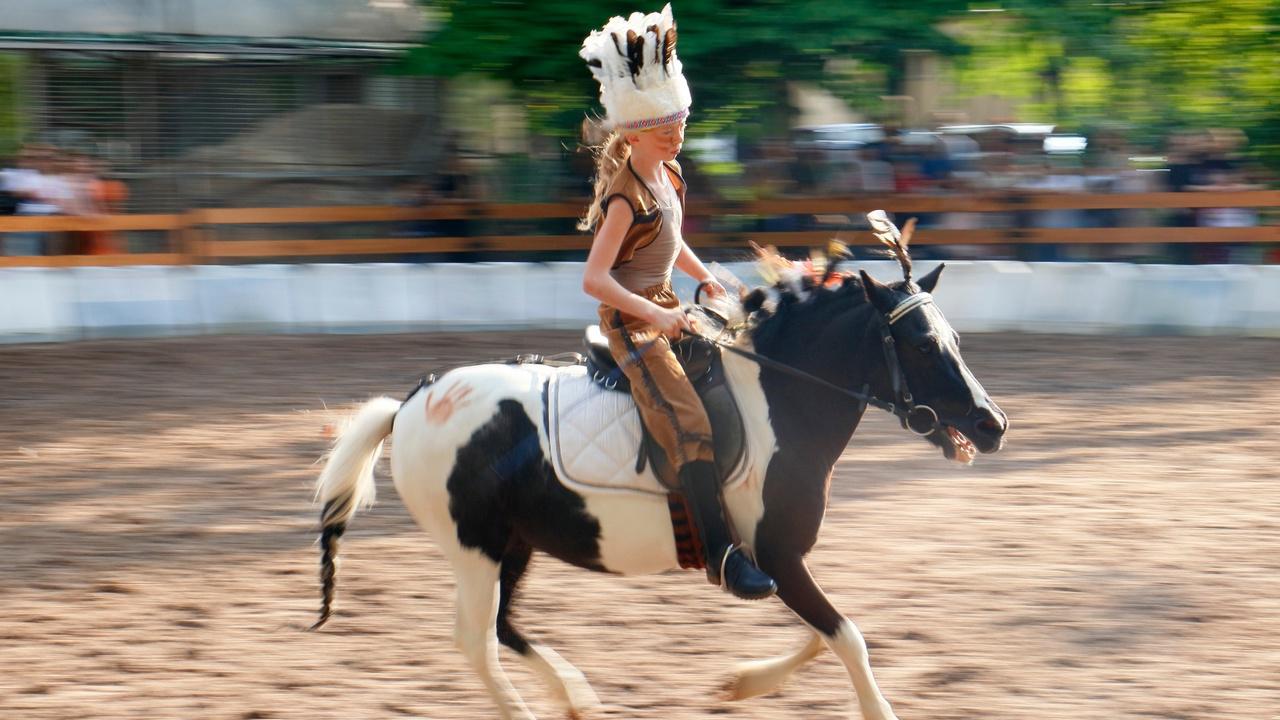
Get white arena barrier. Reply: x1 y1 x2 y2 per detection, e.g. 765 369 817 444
70 265 198 338
192 264 297 332
1013 262 1143 334
1246 265 1280 334
0 261 1277 343
0 267 78 341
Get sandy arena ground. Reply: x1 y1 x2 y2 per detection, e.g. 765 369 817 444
1 331 1277 720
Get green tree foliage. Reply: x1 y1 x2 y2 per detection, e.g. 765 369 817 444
957 0 1279 170
0 53 24 158
410 0 1279 171
406 0 968 139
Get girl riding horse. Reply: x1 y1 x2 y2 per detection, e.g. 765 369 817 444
577 3 775 600
309 6 1008 720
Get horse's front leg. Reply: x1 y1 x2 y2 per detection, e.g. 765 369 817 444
762 553 899 720
722 629 825 700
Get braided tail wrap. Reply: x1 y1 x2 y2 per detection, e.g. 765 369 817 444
309 396 402 630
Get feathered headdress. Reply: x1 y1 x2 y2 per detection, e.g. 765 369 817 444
580 4 692 131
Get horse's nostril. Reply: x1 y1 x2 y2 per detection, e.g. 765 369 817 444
977 417 1003 435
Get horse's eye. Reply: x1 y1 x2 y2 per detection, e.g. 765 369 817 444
917 342 933 355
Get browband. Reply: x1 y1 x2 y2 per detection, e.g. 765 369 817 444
887 292 933 324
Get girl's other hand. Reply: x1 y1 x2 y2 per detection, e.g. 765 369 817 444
649 305 694 339
699 279 726 301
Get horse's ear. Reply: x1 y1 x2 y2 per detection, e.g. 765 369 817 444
859 269 896 314
917 263 944 294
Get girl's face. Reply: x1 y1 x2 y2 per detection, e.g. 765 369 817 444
629 120 686 161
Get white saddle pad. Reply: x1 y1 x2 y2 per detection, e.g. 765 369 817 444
546 365 668 497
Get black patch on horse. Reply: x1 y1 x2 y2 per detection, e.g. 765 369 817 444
447 400 604 571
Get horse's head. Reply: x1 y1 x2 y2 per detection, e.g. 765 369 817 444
860 264 1007 463
743 214 1007 464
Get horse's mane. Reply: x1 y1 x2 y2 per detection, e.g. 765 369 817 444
747 274 872 351
737 218 917 351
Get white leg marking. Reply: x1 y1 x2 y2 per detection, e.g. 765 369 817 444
514 643 601 717
723 630 825 701
452 551 536 720
824 618 898 720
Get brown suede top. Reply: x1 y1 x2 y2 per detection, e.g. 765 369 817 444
596 159 687 284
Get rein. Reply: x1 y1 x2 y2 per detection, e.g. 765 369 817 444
695 292 942 436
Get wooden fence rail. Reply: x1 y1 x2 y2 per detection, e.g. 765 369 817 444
1 190 1276 267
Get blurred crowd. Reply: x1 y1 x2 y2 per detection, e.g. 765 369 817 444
388 123 1273 264
737 126 1265 202
2 125 1273 264
700 124 1274 263
0 144 129 256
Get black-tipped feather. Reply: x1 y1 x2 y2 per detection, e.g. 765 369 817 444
625 29 645 82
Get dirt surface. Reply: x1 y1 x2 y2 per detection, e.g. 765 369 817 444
1 331 1278 720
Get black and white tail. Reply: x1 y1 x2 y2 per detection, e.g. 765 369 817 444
309 396 402 630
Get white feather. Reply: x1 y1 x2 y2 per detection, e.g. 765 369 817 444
580 3 692 129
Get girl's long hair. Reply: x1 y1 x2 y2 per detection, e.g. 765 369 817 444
578 131 631 232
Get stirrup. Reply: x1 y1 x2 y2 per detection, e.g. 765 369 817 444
718 544 742 590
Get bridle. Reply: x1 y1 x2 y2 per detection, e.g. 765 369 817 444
695 290 942 436
874 292 939 435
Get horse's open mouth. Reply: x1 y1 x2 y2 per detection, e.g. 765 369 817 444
945 426 977 465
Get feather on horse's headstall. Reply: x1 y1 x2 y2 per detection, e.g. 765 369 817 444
866 209 916 283
751 210 919 303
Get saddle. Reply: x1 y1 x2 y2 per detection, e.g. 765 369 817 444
527 313 745 571
581 323 746 491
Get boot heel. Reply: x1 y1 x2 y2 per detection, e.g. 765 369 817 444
720 546 777 600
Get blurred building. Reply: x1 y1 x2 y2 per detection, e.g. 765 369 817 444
0 0 437 210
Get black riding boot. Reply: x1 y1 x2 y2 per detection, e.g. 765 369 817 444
678 460 777 600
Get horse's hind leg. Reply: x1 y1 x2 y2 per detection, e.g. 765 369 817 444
722 630 825 700
497 541 600 718
452 548 536 720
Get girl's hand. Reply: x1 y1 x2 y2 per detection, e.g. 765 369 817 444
697 278 726 301
649 304 694 339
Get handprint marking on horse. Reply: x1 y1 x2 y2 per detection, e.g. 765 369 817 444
425 384 473 425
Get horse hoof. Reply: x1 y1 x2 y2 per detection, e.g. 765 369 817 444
718 676 745 702
564 694 603 720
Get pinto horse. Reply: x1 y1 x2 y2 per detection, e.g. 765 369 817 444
311 249 1007 719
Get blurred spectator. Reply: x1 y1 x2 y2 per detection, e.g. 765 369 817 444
396 143 476 240
1190 133 1261 264
1190 129 1258 226
750 138 798 199
92 162 130 253
0 144 65 256
66 154 129 255
789 144 824 195
854 145 894 194
891 156 925 194
1012 155 1086 261
0 156 18 217
919 137 953 186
